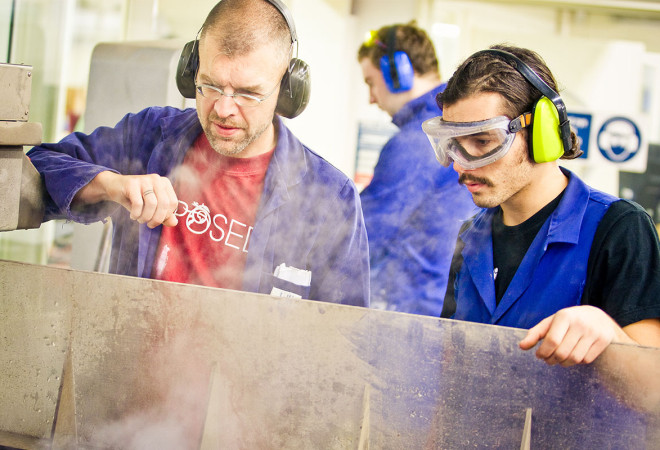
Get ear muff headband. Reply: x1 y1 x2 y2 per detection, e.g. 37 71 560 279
473 49 571 162
175 0 311 119
379 26 413 93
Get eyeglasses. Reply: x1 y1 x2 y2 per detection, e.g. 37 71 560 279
422 113 532 170
195 82 279 107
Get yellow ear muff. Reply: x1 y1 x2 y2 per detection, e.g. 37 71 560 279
471 49 573 160
531 96 565 163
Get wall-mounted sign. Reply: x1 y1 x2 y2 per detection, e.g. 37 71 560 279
566 111 648 173
566 112 592 158
597 117 642 163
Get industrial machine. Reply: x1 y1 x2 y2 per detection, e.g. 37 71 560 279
0 62 44 231
0 259 659 449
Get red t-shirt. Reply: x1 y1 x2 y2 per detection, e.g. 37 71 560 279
152 133 273 289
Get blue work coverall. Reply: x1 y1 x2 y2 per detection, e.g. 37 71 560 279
360 85 476 316
452 170 616 327
27 107 370 307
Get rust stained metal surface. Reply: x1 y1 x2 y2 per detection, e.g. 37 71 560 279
0 259 658 449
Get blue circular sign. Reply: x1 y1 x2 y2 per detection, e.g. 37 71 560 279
597 117 641 163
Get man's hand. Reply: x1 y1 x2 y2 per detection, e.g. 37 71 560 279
74 171 179 228
519 305 631 367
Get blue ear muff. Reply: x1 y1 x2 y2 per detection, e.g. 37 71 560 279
380 51 413 93
379 26 413 93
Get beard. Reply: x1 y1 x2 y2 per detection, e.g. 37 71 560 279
203 113 270 157
458 148 533 209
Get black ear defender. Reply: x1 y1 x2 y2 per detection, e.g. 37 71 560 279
175 0 311 119
176 38 199 100
475 49 572 163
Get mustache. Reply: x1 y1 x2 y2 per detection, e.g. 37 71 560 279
459 173 494 187
209 113 243 129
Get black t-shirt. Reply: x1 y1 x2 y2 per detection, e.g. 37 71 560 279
442 198 660 328
492 192 564 304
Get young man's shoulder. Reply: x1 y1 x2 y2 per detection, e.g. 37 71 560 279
598 199 653 233
586 198 660 326
589 198 657 272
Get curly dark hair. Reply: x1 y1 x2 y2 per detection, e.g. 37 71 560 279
357 21 440 77
438 44 581 159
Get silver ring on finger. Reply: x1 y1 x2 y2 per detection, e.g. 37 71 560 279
143 189 154 197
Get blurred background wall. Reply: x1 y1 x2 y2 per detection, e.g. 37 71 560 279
2 0 660 265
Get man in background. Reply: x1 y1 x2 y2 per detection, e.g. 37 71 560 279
357 23 475 316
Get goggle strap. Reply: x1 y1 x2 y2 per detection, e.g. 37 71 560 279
509 112 532 133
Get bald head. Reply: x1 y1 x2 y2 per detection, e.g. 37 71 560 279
200 0 292 67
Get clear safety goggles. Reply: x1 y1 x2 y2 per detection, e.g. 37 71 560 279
422 113 531 170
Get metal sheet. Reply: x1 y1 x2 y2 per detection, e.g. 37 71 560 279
0 261 70 441
1 260 658 449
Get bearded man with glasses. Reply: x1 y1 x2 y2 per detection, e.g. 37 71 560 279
27 0 370 307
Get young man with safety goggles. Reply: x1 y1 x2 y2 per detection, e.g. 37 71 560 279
423 44 660 366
